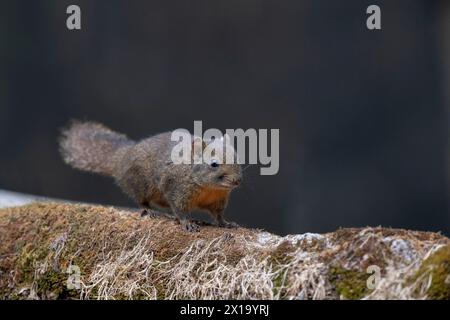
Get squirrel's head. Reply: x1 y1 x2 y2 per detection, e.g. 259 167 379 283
191 135 242 190
193 160 242 190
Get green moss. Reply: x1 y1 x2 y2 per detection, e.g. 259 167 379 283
269 241 296 265
155 284 166 300
17 243 80 299
411 245 450 300
17 245 49 284
329 266 371 300
34 270 79 299
271 268 289 298
268 241 296 298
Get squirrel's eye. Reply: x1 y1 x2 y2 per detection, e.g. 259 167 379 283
211 160 219 168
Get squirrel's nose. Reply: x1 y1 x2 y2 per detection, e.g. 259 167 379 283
232 178 242 186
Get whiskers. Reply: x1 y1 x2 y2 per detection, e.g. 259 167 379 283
236 164 257 197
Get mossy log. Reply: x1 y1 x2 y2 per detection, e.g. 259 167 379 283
0 202 449 300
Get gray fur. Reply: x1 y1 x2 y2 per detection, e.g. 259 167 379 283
59 121 242 231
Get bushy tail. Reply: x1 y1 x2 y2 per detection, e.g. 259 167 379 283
59 121 134 176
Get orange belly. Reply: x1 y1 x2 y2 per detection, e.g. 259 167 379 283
192 187 229 208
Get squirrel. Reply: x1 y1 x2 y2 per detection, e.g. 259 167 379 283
59 121 242 232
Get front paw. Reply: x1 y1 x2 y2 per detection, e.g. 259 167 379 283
140 209 160 218
218 220 240 229
181 220 200 232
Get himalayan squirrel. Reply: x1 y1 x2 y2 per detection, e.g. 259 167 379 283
59 121 242 232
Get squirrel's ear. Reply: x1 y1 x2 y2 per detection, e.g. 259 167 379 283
192 136 206 148
192 137 206 158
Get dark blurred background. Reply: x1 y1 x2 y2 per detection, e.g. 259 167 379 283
0 0 449 235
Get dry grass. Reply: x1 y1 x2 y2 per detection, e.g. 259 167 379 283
0 202 449 300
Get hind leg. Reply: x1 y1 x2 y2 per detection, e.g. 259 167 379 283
140 208 161 218
139 200 161 218
140 200 175 219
